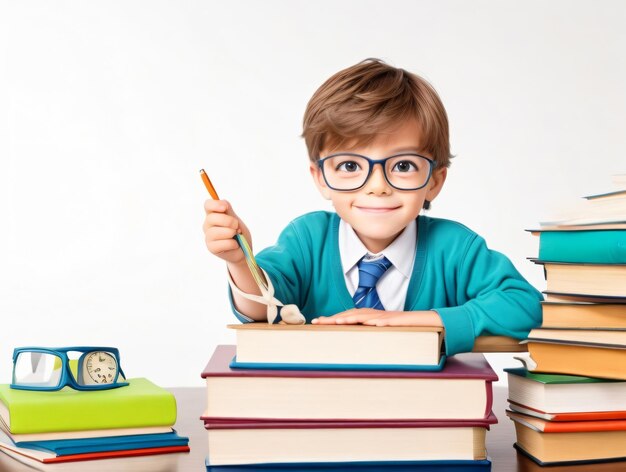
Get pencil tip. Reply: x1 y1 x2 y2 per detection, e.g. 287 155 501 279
199 169 205 173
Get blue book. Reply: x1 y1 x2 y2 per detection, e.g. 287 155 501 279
14 431 189 456
205 458 492 471
229 355 447 372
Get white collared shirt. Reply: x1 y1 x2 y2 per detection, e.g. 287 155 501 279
339 219 417 311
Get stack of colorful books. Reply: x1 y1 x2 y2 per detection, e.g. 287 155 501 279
201 323 498 471
0 378 189 470
507 176 626 466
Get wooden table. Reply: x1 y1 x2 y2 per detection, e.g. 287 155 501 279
3 385 626 471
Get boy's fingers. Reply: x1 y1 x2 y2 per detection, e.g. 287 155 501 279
205 225 239 242
206 238 241 255
335 313 379 324
204 199 241 218
203 212 240 231
311 317 337 325
204 199 229 213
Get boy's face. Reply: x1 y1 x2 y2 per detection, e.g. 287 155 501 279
310 120 447 253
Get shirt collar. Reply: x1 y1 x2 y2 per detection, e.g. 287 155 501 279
339 218 417 279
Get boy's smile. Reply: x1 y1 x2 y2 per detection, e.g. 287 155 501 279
311 120 447 254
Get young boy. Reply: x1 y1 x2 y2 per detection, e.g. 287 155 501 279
203 58 543 356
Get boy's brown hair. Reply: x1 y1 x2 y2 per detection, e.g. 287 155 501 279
302 58 452 170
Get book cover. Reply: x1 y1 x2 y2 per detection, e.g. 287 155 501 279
535 230 626 264
0 378 176 434
14 430 189 456
508 402 626 422
543 291 626 304
202 345 497 421
0 423 174 443
507 410 626 433
205 458 493 471
203 413 498 430
506 367 612 384
229 356 447 372
203 346 497 380
527 342 626 380
0 446 182 471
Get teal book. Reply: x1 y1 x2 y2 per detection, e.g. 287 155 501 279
0 378 176 434
535 229 626 263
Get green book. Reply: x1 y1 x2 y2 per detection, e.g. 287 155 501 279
0 378 176 434
505 367 613 384
537 230 626 264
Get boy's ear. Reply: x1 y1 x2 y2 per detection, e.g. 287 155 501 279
425 167 447 202
309 162 332 200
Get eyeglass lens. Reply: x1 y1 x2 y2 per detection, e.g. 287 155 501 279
13 352 63 388
321 154 431 190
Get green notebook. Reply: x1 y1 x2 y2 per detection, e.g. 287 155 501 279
0 378 176 434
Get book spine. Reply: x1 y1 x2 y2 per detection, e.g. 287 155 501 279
484 381 493 419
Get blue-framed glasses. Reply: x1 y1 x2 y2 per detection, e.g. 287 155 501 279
317 152 435 192
11 347 128 391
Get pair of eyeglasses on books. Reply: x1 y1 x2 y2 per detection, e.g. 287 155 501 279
10 347 128 391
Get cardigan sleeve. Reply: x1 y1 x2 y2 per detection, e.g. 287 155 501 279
433 234 543 356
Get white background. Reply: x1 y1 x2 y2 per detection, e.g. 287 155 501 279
1 1 624 387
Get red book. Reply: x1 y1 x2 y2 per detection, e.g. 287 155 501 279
507 411 626 433
0 444 190 464
201 345 497 421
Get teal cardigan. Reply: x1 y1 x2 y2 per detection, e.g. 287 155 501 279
230 211 543 356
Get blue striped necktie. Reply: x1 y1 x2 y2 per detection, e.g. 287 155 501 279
352 256 392 310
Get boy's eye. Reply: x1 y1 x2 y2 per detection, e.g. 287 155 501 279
392 160 418 172
336 161 361 172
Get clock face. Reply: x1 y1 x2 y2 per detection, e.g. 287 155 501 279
82 351 118 385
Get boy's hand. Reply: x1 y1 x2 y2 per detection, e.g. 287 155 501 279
312 309 443 327
203 199 252 264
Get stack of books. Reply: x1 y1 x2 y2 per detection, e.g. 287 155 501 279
201 324 499 471
507 175 626 466
0 378 189 470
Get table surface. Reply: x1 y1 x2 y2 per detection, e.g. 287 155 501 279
2 386 626 471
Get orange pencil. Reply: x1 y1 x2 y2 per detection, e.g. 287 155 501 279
200 169 220 200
